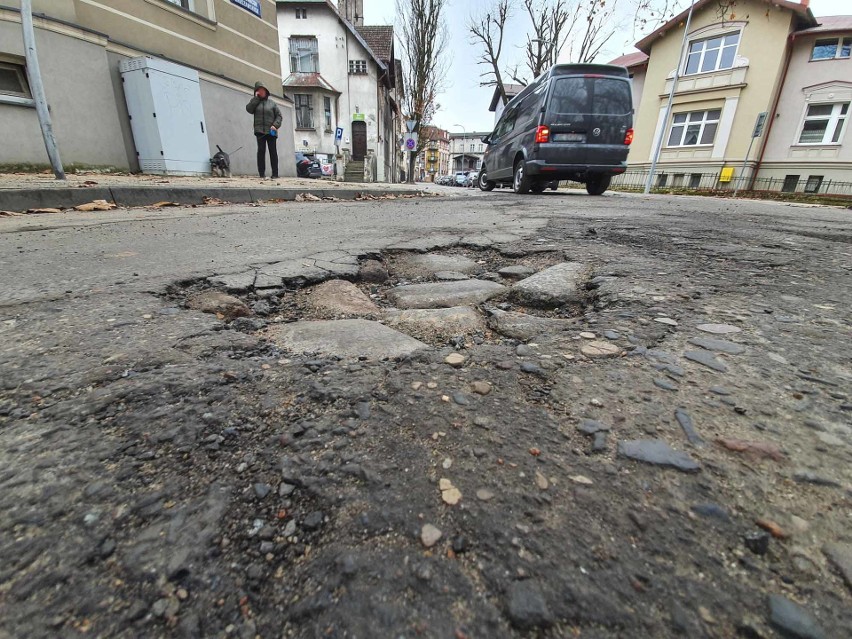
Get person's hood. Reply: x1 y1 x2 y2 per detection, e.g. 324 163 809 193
254 81 269 97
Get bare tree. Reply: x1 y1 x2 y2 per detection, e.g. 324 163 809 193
468 0 512 108
396 0 450 183
470 0 686 104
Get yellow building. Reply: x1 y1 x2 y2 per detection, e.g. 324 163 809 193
0 0 295 174
627 0 838 189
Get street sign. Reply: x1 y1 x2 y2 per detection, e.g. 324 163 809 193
230 0 261 18
406 119 417 133
403 132 418 151
719 167 734 182
352 113 365 122
334 126 343 144
752 111 768 138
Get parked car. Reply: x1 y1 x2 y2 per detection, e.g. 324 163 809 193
454 172 469 186
478 64 633 195
295 152 322 179
466 171 479 187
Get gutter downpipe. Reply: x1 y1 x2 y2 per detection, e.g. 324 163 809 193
749 31 796 191
644 0 696 195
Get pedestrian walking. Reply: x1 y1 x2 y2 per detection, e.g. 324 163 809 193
246 81 282 179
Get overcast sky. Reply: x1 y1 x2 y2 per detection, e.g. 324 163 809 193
362 0 849 134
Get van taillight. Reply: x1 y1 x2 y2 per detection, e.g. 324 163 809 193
535 125 550 144
624 128 634 145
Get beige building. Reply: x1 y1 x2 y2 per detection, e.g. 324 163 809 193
417 125 449 181
624 0 851 191
0 0 296 175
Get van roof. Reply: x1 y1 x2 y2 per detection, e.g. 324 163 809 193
504 64 630 111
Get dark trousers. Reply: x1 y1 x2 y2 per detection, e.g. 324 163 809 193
255 133 278 178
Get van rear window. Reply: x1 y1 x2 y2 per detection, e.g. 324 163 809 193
548 77 631 116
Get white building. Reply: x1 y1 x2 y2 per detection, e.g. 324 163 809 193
276 0 402 181
449 132 489 172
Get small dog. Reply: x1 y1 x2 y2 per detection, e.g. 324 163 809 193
210 145 231 177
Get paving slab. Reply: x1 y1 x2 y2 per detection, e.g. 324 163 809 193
254 260 329 288
392 253 479 278
510 262 586 308
498 265 536 280
385 306 484 336
387 280 506 309
308 280 380 316
267 319 427 359
487 308 575 341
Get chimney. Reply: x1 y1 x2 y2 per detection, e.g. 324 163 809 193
339 0 364 26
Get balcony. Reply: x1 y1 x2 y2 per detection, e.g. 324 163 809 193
662 63 749 97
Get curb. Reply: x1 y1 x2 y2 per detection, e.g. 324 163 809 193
0 186 434 212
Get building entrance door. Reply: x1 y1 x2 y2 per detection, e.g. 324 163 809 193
352 121 367 160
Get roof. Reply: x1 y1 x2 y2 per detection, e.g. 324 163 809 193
794 15 852 36
608 51 649 68
635 0 817 53
276 0 387 73
488 84 525 112
282 72 340 93
356 26 394 62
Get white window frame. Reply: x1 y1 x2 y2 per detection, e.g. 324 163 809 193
295 7 307 19
0 60 32 100
684 31 741 75
796 102 849 145
810 37 852 61
165 0 191 9
348 60 367 75
294 93 314 129
289 37 319 73
666 109 721 147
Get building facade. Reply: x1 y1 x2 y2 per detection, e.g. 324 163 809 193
625 0 850 189
449 132 488 172
276 0 401 181
0 0 296 175
417 125 449 181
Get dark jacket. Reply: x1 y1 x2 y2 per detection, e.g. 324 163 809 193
246 81 283 135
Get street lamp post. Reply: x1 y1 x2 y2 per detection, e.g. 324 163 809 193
454 124 466 172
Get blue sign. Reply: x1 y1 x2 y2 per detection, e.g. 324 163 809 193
335 127 344 144
230 0 261 18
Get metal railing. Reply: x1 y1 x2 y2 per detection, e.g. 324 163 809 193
609 171 852 198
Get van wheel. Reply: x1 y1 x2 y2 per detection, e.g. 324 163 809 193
585 174 611 196
513 160 531 194
478 167 496 191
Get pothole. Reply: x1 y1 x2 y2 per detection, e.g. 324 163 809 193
164 245 599 357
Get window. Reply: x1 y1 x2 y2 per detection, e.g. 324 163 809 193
685 32 740 74
672 174 685 188
804 176 823 193
0 61 31 99
295 7 307 19
798 102 848 144
165 0 191 8
657 173 668 188
667 109 721 147
689 174 702 188
811 37 851 60
289 37 318 73
294 94 313 128
349 60 367 75
469 144 475 152
782 175 800 192
323 96 332 130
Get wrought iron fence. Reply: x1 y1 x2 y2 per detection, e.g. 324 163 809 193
608 171 852 197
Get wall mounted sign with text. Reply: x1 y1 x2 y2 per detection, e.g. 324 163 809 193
230 0 261 18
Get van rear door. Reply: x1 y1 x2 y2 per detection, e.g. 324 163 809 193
543 75 632 167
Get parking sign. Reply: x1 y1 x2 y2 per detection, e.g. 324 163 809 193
335 127 343 144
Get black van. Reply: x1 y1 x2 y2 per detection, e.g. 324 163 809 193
478 64 633 195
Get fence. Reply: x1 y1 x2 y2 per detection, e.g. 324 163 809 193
609 171 852 198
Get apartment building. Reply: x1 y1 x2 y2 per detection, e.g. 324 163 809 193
276 0 402 181
449 132 488 173
622 0 850 189
417 125 449 181
0 0 295 175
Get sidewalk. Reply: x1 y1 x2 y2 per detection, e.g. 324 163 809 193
0 172 458 213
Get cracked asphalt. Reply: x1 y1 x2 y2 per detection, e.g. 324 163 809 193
1 190 851 639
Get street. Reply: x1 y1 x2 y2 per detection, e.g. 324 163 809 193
1 190 850 638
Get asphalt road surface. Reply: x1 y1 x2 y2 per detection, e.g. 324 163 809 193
1 190 850 638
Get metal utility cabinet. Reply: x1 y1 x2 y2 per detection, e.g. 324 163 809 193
119 57 210 175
